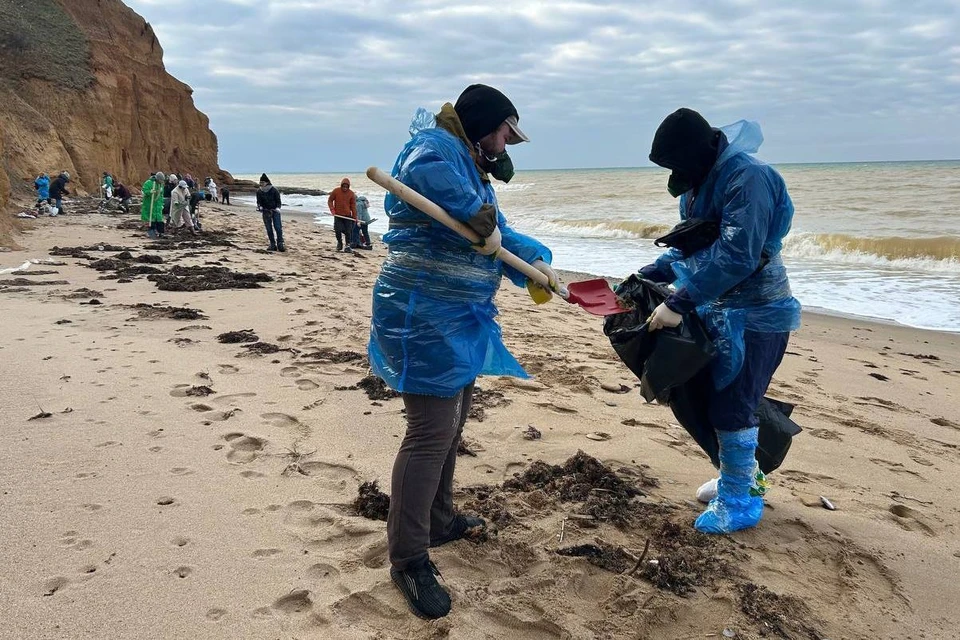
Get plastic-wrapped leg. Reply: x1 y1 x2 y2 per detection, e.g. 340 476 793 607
695 427 764 534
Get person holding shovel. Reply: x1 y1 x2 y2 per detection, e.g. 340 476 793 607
369 84 558 620
641 108 801 535
141 172 165 238
327 178 357 252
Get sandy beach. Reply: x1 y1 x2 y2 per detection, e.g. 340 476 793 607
2 199 959 640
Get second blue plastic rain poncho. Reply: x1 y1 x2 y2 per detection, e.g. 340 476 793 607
369 109 552 398
649 120 802 389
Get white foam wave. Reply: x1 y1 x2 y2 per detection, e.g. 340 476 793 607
782 233 960 273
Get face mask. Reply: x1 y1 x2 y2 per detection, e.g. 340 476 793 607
667 170 693 198
476 145 516 183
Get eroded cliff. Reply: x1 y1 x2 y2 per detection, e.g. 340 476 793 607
0 0 230 214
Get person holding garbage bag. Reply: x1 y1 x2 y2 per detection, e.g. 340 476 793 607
369 84 558 620
640 108 802 535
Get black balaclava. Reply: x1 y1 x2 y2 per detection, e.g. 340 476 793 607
454 84 519 144
649 108 722 197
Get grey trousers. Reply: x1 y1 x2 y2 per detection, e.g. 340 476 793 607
388 382 474 570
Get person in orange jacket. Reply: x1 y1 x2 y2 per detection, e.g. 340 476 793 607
327 177 358 252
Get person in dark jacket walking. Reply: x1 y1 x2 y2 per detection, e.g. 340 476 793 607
256 173 284 251
49 171 71 216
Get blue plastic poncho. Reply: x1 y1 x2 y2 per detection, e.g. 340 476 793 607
650 120 802 389
34 175 50 200
368 109 552 397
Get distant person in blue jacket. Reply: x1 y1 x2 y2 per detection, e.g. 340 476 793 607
369 84 558 620
351 194 372 249
641 108 802 535
34 173 50 211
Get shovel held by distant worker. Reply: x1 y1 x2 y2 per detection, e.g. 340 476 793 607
366 167 627 316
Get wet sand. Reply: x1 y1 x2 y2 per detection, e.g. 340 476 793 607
2 198 959 639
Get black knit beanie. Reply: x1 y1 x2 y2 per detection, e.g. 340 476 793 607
649 108 721 184
260 173 270 184
454 84 519 144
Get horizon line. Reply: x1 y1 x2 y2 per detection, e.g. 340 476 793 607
227 157 960 175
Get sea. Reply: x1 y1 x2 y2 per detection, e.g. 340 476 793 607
235 161 960 332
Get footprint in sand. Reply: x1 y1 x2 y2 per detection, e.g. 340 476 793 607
80 503 103 512
173 566 193 579
306 562 342 580
42 577 70 597
240 470 266 479
171 536 190 547
296 379 320 391
218 364 239 375
148 446 163 453
205 608 228 622
331 590 405 625
888 504 937 536
280 366 301 378
296 461 359 486
213 393 256 406
869 458 924 478
272 590 314 615
169 467 194 476
260 412 305 430
94 440 121 448
207 408 241 422
282 500 378 542
223 432 267 463
252 548 282 558
190 403 214 413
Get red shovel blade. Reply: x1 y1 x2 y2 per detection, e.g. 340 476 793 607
564 279 630 316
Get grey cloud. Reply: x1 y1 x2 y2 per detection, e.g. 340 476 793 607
127 0 960 171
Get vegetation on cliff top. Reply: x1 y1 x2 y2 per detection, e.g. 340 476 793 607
0 0 93 90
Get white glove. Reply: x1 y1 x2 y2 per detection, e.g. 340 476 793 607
647 302 683 332
475 226 502 256
531 260 559 291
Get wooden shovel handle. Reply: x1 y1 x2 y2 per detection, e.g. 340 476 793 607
365 167 553 291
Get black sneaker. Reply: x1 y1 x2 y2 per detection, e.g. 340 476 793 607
268 245 277 252
390 558 451 619
277 244 286 252
430 514 486 548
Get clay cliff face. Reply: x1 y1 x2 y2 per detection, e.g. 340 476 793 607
0 0 231 209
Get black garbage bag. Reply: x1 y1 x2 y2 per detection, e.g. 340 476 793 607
668 368 801 474
605 274 801 474
604 275 716 402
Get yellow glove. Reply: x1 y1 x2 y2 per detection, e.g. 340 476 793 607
526 259 558 304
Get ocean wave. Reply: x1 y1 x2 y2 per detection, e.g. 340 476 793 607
493 182 535 193
518 217 673 239
783 233 960 272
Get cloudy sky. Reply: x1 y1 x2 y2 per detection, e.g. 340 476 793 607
126 0 959 173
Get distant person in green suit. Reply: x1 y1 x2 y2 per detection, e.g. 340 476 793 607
141 172 166 238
